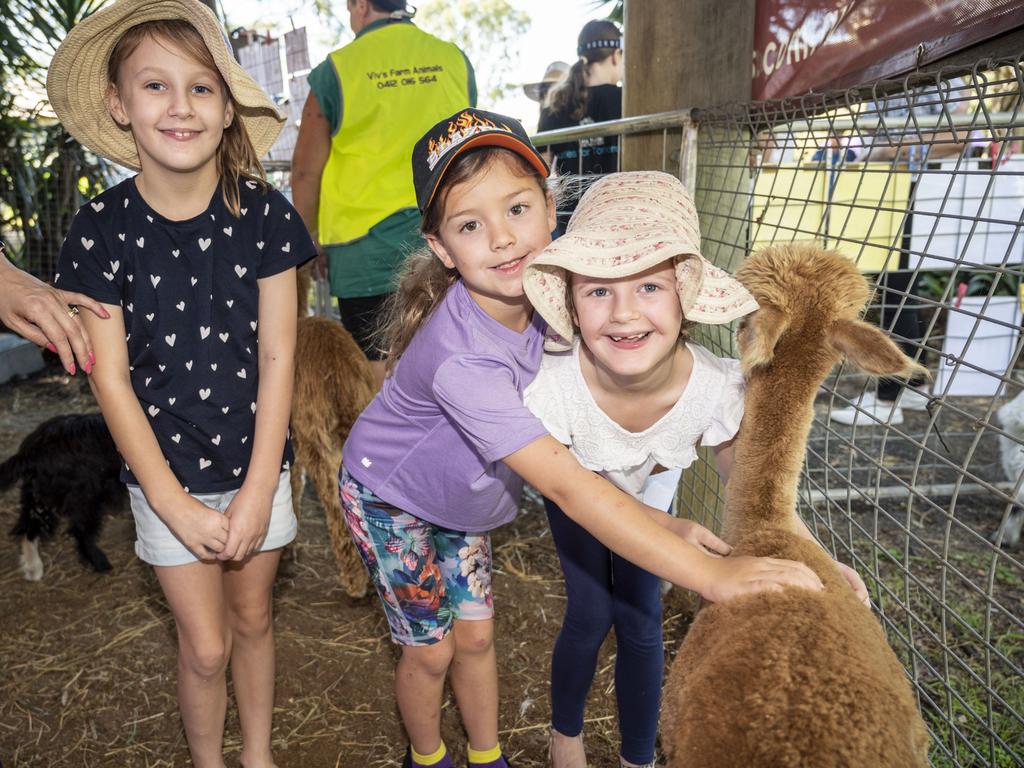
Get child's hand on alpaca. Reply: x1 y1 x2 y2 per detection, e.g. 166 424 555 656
667 518 732 557
169 496 230 561
700 554 824 603
834 560 870 607
219 485 272 561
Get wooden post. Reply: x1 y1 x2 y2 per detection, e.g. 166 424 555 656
622 1 757 554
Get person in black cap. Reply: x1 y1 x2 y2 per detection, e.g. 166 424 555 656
538 19 623 234
337 108 825 768
291 0 476 387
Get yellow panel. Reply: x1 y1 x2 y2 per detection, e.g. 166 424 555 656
827 165 910 272
751 165 828 249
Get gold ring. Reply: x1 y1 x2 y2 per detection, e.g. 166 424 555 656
67 305 80 318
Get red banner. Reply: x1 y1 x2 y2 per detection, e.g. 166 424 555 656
753 0 1024 101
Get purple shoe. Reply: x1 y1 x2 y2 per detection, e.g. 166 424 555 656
402 747 457 768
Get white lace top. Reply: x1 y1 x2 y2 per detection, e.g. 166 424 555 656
524 340 746 498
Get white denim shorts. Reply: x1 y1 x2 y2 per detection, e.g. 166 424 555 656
128 471 297 566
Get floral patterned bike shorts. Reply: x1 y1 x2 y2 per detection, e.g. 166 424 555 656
339 468 494 646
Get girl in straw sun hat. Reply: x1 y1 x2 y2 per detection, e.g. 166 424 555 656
47 1 315 765
522 171 871 768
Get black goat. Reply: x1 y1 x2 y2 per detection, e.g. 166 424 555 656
1 414 124 580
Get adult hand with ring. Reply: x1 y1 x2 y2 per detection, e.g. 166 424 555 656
0 255 109 375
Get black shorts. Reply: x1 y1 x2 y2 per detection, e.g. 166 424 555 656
337 293 390 361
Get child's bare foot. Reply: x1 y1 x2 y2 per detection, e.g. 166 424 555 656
239 750 277 768
549 727 586 768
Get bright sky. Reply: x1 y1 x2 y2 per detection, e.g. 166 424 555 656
219 0 614 133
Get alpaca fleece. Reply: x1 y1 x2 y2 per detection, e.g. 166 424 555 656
662 244 930 767
291 315 376 598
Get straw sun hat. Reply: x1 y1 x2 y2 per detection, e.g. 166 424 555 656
523 171 759 351
46 0 285 171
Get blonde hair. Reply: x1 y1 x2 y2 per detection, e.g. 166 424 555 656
378 147 549 373
106 19 268 217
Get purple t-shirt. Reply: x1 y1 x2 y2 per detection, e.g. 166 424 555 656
343 279 549 532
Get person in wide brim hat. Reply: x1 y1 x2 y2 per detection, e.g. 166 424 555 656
524 171 759 351
46 0 285 170
522 60 570 103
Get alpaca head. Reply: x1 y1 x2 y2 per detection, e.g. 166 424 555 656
734 244 929 382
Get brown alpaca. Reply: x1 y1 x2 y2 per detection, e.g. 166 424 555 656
661 244 930 767
291 315 376 598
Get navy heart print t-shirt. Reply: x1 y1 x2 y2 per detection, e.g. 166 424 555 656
55 177 315 493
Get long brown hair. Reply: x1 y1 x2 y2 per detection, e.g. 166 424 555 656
106 20 268 217
378 147 549 373
544 20 621 122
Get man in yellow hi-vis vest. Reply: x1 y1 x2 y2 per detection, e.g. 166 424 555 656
292 0 476 385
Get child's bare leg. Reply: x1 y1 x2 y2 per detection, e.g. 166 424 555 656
450 618 499 751
154 561 230 768
224 549 283 768
396 633 456 754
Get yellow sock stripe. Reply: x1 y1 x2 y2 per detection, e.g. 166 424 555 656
411 742 447 766
467 743 502 764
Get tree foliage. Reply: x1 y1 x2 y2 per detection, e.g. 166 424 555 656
417 0 531 105
1 0 115 279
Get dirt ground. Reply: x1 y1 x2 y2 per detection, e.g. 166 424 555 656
0 363 697 767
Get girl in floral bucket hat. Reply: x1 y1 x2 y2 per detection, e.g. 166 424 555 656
47 1 314 765
523 171 870 768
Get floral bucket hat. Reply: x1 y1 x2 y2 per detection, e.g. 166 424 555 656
523 171 759 351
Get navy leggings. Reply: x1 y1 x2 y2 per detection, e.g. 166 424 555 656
545 498 664 764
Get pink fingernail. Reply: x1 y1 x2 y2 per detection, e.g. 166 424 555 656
84 362 93 375
46 343 57 353
88 351 96 366
101 309 111 318
68 363 76 375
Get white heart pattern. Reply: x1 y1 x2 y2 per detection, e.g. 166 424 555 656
285 211 291 220
222 406 230 414
199 237 211 251
256 241 264 250
234 265 247 278
145 377 152 386
211 363 218 371
110 260 120 274
147 405 160 417
123 199 129 208
72 261 78 269
146 313 155 321
136 237 144 248
199 458 212 470
219 332 229 342
158 364 166 371
212 434 221 445
168 397 176 405
81 237 94 250
172 249 180 258
185 360 193 370
237 368 247 379
118 233 125 242
250 402 257 413
200 326 211 339
240 208 248 216
281 242 290 253
150 274 160 287
223 226 232 236
126 303 133 312
246 180 257 189
241 436 248 443
232 467 242 477
250 321 258 331
226 299 234 308
164 333 175 346
103 272 114 281
176 301 185 311
126 274 133 282
264 203 270 216
91 201 104 213
146 215 153 223
199 388 211 400
191 276 198 286
171 433 181 443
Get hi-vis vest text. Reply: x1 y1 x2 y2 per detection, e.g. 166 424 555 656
319 23 471 245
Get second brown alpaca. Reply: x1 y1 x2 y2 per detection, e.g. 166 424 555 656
291 315 376 598
662 244 930 767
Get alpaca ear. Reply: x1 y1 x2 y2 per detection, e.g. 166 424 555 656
829 318 930 380
737 305 789 373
